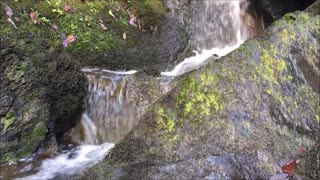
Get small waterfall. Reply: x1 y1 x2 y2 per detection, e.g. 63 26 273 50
81 71 137 144
16 69 137 180
161 0 251 76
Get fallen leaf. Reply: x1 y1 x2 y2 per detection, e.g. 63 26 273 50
129 14 137 27
99 18 108 31
64 5 71 12
138 19 141 30
67 35 77 43
282 159 300 175
7 18 17 28
62 39 69 47
123 32 127 40
5 5 13 18
52 24 59 31
30 12 37 20
108 10 116 19
30 12 41 25
62 35 77 47
100 23 108 31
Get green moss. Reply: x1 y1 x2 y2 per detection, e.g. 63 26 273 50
316 107 320 123
298 13 310 21
280 28 296 44
155 106 179 143
5 61 29 83
1 112 16 131
284 13 296 23
2 0 158 52
274 20 281 27
178 70 225 127
19 122 46 157
131 0 167 28
256 44 286 86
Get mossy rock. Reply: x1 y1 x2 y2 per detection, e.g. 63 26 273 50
130 0 167 28
82 1 320 179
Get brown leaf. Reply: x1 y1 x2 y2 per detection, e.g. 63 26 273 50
282 159 299 175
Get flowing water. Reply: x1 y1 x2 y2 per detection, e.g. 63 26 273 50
161 0 252 76
0 1 259 179
0 69 137 180
80 69 137 144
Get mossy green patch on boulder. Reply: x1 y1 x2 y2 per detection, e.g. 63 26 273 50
1 112 16 131
0 0 165 52
130 0 167 28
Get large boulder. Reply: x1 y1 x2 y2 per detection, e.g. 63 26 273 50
82 1 320 179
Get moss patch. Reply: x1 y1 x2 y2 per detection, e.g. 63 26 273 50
1 0 166 52
130 0 167 28
1 112 16 131
178 70 225 120
19 122 46 157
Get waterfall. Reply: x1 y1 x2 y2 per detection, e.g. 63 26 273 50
81 70 137 144
17 69 137 180
161 0 250 76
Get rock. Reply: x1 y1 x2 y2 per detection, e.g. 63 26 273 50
81 1 320 179
41 133 59 155
253 0 316 19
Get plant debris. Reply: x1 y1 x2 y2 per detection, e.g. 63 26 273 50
30 12 41 25
5 5 17 28
62 34 77 47
281 159 300 175
64 5 71 12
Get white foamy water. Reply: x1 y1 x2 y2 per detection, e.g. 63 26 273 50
161 40 244 77
16 143 114 180
161 1 248 77
81 68 137 75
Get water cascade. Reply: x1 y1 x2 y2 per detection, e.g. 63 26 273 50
81 69 137 144
161 0 251 76
12 69 137 180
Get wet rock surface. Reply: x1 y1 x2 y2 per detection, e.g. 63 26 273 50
81 1 320 179
0 0 187 165
253 0 316 20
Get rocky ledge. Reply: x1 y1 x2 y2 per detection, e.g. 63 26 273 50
81 1 320 179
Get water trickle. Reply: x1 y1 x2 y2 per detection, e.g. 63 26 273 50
81 71 137 144
161 0 252 76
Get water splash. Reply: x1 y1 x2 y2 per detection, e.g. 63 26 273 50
161 0 250 77
16 143 114 180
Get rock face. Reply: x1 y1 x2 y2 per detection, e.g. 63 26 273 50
252 0 316 20
0 0 188 165
82 1 320 179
